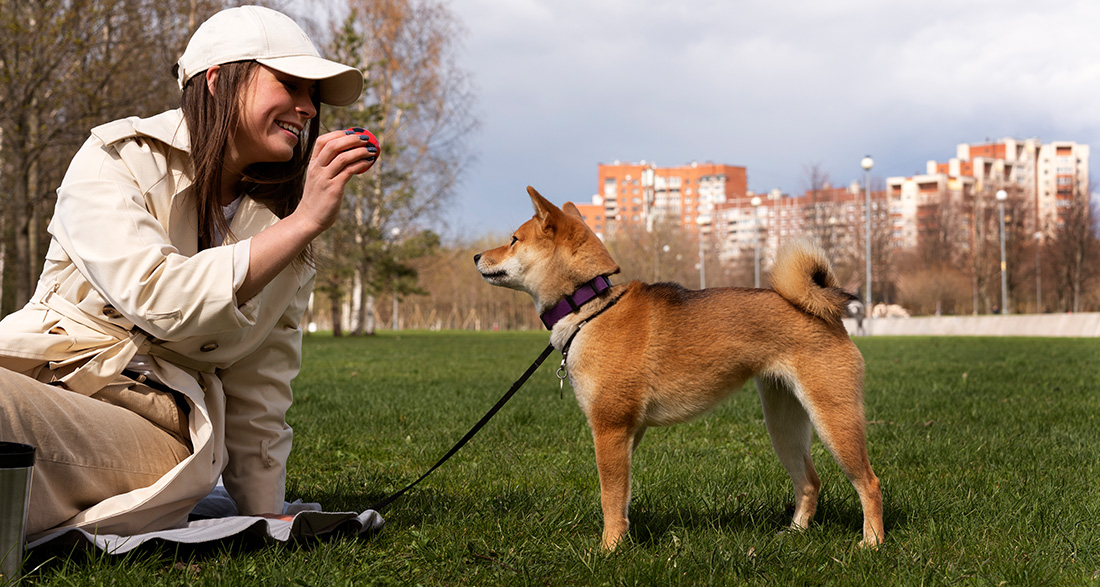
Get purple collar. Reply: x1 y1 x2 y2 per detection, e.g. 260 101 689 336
540 275 614 329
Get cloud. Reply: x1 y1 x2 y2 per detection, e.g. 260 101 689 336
444 0 1100 238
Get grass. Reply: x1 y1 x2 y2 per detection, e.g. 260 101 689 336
20 332 1100 585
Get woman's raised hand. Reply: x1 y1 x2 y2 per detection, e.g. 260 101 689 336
295 129 379 234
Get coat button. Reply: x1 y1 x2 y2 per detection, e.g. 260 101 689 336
199 342 219 352
102 306 121 318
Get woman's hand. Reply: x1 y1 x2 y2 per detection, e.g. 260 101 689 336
237 130 377 303
294 130 379 235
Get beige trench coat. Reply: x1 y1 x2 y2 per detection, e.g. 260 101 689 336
0 109 314 539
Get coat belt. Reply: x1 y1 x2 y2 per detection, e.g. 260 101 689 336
36 283 216 395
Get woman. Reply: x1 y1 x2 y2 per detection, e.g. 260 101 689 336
0 6 374 538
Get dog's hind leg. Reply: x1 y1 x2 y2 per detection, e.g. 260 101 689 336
756 375 821 531
591 423 638 550
794 369 884 548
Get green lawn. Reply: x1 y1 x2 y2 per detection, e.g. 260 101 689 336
22 332 1100 585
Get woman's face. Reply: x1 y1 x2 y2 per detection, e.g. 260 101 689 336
225 65 318 173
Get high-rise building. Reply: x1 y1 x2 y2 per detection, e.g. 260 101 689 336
583 138 1088 269
595 161 748 233
903 138 1090 236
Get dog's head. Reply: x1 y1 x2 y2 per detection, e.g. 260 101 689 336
475 186 620 313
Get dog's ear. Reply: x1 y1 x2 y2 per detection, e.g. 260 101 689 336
527 186 562 231
562 202 584 219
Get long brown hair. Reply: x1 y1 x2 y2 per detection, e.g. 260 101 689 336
176 60 321 256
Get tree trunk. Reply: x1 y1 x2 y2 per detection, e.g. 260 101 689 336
350 269 364 335
329 291 343 337
363 294 376 335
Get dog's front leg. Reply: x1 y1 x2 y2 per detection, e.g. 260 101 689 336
592 424 636 550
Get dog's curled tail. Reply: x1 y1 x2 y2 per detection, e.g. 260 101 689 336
769 238 857 326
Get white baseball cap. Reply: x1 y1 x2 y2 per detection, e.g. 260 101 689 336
176 5 363 106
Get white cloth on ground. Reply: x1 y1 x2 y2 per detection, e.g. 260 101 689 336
27 485 383 553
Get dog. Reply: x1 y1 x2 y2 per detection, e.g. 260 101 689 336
474 187 883 550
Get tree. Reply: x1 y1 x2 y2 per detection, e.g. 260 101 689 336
1047 184 1098 313
801 163 845 262
603 218 726 289
318 0 478 335
998 186 1033 314
405 235 541 331
0 0 226 315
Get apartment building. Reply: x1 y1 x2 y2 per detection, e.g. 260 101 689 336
1037 141 1090 230
715 183 887 264
885 173 976 249
583 137 1088 268
588 161 887 264
595 161 748 232
909 138 1089 236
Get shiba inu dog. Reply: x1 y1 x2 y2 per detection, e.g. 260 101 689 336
474 187 883 550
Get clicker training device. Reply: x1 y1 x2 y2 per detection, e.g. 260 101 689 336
344 127 379 176
344 127 380 163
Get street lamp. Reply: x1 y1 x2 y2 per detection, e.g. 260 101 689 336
391 226 401 330
660 244 670 281
995 189 1008 315
1034 231 1042 312
861 155 873 328
751 196 763 288
696 215 707 289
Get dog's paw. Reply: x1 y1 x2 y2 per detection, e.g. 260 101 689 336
858 535 883 550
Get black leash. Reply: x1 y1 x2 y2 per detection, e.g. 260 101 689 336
369 343 557 511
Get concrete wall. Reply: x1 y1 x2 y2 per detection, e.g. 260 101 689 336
843 313 1100 337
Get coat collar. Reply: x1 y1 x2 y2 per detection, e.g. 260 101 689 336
132 109 191 152
91 109 191 153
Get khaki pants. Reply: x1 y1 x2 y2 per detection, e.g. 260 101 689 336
0 367 192 534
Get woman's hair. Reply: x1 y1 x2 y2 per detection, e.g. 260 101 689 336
177 60 321 257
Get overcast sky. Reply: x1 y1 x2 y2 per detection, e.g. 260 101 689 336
435 0 1100 239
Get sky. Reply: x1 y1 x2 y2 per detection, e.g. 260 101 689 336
433 0 1100 240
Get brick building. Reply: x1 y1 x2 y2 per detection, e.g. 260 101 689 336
594 161 748 233
888 138 1090 247
580 137 1088 270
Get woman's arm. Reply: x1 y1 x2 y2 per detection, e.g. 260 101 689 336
236 130 376 303
217 275 313 515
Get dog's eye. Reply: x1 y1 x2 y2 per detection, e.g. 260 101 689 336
510 235 518 246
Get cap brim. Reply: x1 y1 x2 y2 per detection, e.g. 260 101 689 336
257 55 364 107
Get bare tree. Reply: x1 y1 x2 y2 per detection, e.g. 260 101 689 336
318 0 478 335
603 218 724 289
410 235 540 331
0 0 225 315
999 186 1033 314
801 163 844 259
1047 184 1098 313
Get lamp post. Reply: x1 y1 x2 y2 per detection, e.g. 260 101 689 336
660 244 670 281
391 226 401 330
751 196 763 288
1034 231 1042 312
995 189 1008 315
696 215 707 289
860 155 873 328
